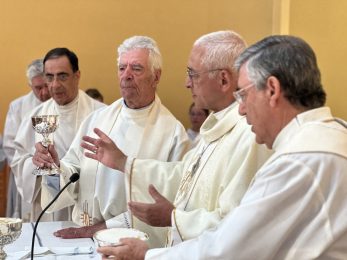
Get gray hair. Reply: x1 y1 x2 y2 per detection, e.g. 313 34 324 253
26 59 44 86
235 35 326 109
194 30 247 77
117 36 162 73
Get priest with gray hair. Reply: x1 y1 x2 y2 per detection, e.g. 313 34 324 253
36 35 189 248
3 58 51 219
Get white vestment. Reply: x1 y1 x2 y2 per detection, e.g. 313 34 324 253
3 91 42 218
40 95 189 248
11 90 104 221
128 102 272 248
146 107 347 260
186 128 201 149
0 135 5 171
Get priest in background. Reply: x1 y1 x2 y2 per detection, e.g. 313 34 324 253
186 102 209 149
3 59 50 219
0 134 5 171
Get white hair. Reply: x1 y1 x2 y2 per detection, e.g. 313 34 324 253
194 30 246 76
117 36 162 73
26 59 44 85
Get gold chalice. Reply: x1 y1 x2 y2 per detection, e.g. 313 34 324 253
32 115 61 175
0 218 22 259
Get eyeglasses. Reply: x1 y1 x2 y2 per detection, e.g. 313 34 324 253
233 83 255 104
187 68 222 81
45 73 70 83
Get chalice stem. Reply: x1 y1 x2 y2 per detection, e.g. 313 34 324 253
42 133 51 147
41 138 61 172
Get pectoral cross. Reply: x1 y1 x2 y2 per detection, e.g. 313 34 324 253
176 143 210 201
80 200 92 226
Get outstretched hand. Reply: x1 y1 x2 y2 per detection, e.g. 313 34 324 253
32 143 59 168
97 238 148 260
81 128 127 171
54 222 106 239
54 226 93 239
128 185 174 227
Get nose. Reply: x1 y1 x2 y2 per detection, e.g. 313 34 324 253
185 76 192 89
50 77 61 88
123 66 134 80
238 102 246 116
42 85 49 95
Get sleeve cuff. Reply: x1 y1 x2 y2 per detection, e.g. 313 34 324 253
105 211 132 228
124 156 135 175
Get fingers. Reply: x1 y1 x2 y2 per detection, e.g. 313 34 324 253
128 201 152 223
98 245 127 259
120 237 144 245
97 239 147 260
35 142 49 152
128 201 149 215
47 144 60 165
81 140 98 153
54 227 84 239
82 135 98 145
32 154 48 168
33 142 55 167
148 185 165 202
53 230 61 237
94 128 110 140
84 151 98 160
82 128 112 146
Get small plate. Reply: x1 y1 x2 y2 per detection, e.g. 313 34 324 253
93 228 149 247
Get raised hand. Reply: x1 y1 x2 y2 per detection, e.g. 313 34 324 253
128 184 174 227
32 143 59 168
97 238 148 260
81 128 127 172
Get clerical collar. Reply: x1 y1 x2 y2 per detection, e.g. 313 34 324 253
213 102 237 121
202 102 237 130
272 107 332 151
122 99 155 111
54 92 79 113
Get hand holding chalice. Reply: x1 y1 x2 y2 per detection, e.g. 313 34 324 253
32 115 62 175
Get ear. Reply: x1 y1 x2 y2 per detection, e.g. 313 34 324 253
153 69 161 86
265 76 281 107
219 69 233 92
74 70 81 80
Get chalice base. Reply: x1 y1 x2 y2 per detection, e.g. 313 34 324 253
0 217 22 259
33 166 62 176
0 246 6 260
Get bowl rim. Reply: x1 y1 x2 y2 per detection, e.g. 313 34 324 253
93 227 148 246
0 217 23 224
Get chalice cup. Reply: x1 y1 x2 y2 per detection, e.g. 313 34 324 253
0 218 22 260
32 115 61 175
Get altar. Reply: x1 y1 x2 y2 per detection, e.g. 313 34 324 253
4 221 100 259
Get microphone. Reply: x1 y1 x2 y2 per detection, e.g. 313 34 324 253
31 173 80 260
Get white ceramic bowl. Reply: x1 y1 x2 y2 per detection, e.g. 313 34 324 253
94 228 148 247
